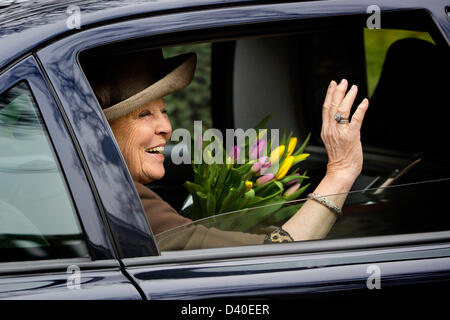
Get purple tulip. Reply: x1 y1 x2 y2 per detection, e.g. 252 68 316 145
256 174 274 186
260 160 271 174
286 173 300 186
284 183 300 197
251 156 269 173
228 145 240 162
251 161 263 173
249 139 267 160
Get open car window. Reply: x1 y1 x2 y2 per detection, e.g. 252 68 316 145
79 9 449 254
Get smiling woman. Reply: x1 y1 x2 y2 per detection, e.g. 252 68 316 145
83 49 196 184
81 41 371 251
108 99 171 184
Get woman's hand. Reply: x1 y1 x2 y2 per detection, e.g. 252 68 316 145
321 79 369 185
282 79 369 240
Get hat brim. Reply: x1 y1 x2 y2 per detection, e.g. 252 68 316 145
103 53 197 121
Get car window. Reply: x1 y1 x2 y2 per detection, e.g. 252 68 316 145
0 81 89 262
79 9 449 253
154 14 449 251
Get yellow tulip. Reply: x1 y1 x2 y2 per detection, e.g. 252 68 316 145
293 153 310 164
275 156 294 180
226 156 232 169
245 181 253 192
269 145 285 164
286 137 297 157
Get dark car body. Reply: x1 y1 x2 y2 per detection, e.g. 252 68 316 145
0 0 449 300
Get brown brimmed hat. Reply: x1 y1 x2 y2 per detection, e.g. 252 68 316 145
83 49 197 121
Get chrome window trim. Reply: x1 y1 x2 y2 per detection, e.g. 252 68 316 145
0 258 120 276
123 231 450 267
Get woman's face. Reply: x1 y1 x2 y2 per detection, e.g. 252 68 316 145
109 98 172 184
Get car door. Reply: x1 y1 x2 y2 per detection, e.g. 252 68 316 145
35 0 450 301
0 55 141 299
123 176 450 300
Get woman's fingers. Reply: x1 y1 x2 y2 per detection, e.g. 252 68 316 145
338 84 358 119
350 98 369 131
320 79 368 181
330 79 348 116
322 79 368 131
322 80 337 126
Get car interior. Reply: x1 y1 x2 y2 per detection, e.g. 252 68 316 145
79 9 450 246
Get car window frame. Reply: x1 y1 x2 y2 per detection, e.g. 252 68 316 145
0 54 119 274
36 1 450 262
124 230 450 267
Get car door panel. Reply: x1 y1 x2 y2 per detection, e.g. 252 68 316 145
124 241 450 299
0 56 142 299
0 263 141 300
0 55 117 261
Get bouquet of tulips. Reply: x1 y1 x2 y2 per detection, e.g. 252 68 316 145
183 115 311 231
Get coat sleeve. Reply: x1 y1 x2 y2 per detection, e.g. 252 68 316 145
156 225 266 251
134 182 266 251
134 181 192 235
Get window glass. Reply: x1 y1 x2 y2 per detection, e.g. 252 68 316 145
0 81 89 262
157 178 450 251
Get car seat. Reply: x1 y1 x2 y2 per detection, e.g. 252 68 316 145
362 38 448 155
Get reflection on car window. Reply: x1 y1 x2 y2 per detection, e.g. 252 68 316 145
157 178 450 251
0 81 89 262
156 198 303 251
327 178 450 239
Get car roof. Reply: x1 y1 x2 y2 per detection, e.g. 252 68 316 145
0 0 264 70
0 0 446 71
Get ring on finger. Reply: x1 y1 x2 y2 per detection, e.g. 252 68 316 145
334 112 349 124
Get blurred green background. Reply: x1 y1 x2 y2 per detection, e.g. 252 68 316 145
163 43 212 133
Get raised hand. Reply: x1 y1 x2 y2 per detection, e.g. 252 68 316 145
321 79 369 184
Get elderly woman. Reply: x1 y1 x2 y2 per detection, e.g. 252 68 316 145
84 49 369 250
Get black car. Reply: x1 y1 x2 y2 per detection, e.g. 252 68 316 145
0 0 449 301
